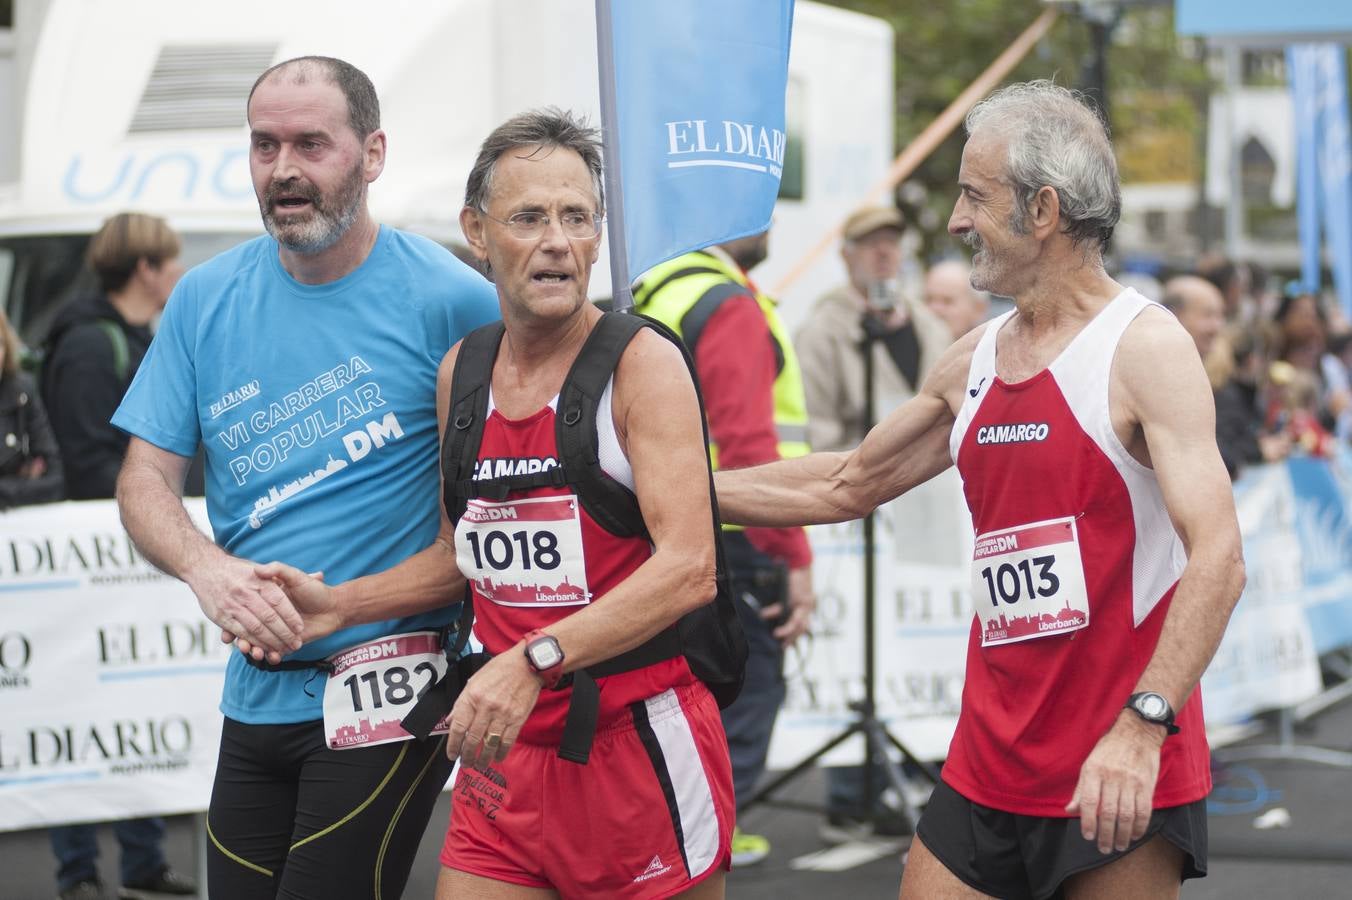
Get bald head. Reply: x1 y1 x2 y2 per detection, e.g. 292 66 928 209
248 56 381 140
1163 275 1225 357
925 260 988 338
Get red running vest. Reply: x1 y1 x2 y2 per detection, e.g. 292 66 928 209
454 385 694 745
944 289 1211 816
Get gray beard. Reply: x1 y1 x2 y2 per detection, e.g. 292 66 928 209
262 172 365 255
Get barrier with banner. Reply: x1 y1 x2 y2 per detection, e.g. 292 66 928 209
0 499 227 832
768 456 1349 769
4 456 1352 830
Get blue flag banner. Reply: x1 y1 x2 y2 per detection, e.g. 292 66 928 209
1313 47 1352 319
1288 45 1323 293
604 0 794 281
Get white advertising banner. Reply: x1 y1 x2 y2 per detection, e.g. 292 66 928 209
0 499 226 832
768 471 972 769
1199 463 1323 723
770 460 1333 771
0 457 1341 830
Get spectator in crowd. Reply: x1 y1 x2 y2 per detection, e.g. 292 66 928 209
923 258 989 341
0 307 62 509
634 228 814 866
42 213 183 499
795 206 950 452
1197 254 1254 326
39 213 196 900
1270 287 1352 445
1162 275 1287 478
793 207 950 844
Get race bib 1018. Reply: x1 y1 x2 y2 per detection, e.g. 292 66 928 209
456 495 591 607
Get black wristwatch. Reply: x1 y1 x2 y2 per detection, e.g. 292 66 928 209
1125 692 1179 735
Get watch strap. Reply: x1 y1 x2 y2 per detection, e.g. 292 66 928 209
523 629 566 689
1125 692 1180 735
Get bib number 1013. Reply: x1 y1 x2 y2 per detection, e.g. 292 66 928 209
979 555 1059 606
343 662 438 712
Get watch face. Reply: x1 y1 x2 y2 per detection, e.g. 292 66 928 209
529 638 563 670
1137 693 1168 720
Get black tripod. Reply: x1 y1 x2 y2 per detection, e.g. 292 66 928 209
740 310 941 833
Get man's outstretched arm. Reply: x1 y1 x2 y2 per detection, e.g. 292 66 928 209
715 325 984 528
117 437 303 660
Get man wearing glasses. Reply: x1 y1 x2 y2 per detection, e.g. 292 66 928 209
112 56 498 899
256 108 736 899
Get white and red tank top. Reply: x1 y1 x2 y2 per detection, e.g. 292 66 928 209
455 378 694 744
944 288 1210 816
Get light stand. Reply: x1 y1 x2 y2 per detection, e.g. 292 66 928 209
740 307 941 836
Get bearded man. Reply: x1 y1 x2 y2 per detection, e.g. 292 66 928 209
112 56 498 899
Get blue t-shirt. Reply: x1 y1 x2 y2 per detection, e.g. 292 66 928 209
113 226 499 724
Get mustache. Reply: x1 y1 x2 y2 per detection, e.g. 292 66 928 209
265 178 322 210
960 230 983 252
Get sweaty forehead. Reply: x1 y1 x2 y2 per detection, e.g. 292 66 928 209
249 75 349 134
489 146 598 209
960 133 1009 181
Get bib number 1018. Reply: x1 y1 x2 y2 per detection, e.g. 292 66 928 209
979 555 1059 606
464 529 561 571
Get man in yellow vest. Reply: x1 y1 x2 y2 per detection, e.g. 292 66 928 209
634 230 814 867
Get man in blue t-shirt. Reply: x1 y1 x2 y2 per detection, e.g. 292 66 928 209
112 56 498 900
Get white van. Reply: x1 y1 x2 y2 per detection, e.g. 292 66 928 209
0 0 894 349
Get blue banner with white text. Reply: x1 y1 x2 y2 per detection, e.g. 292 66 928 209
608 0 794 279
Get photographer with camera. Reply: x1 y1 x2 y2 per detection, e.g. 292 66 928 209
793 205 951 843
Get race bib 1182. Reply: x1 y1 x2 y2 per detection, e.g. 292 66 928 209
322 631 450 750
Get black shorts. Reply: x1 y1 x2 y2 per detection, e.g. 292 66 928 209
206 717 453 900
915 779 1207 900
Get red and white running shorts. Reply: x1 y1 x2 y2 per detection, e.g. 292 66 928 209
441 681 733 898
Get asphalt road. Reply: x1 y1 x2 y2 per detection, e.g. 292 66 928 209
3 699 1351 899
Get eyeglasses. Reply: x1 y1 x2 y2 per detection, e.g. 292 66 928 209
476 207 602 241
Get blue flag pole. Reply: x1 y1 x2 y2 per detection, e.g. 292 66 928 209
594 0 634 313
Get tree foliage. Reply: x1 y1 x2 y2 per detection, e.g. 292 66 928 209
815 1 1211 261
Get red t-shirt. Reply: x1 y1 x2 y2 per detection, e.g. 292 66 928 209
694 293 811 568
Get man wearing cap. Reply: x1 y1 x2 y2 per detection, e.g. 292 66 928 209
793 206 951 843
633 230 815 867
796 207 951 454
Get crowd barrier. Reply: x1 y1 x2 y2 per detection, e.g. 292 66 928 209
3 457 1351 831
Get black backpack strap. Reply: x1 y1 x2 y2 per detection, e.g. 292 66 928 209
441 321 504 524
402 322 505 741
552 311 747 764
401 588 479 740
556 312 649 538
